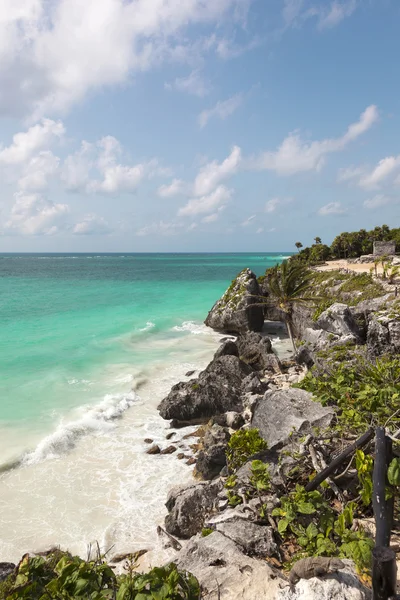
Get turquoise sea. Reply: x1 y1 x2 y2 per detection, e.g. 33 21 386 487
0 252 289 561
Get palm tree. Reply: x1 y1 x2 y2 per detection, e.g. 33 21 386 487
314 237 322 245
267 261 314 354
295 242 303 251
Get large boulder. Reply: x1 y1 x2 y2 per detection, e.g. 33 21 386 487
212 519 278 558
367 313 400 357
196 424 230 480
205 269 265 334
251 389 334 449
158 355 253 421
175 531 285 600
165 480 222 538
236 332 281 372
315 303 361 342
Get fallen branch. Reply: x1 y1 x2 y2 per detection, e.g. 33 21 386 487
305 428 374 492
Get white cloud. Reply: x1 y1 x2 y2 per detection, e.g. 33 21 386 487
73 214 111 235
363 195 392 210
256 227 264 234
136 220 183 237
193 145 241 196
198 94 243 128
317 0 357 30
318 201 347 216
0 0 250 118
241 214 256 226
17 151 60 191
178 185 232 216
339 156 400 190
265 198 281 213
158 178 186 197
250 105 378 175
61 141 93 192
3 192 69 235
202 212 220 223
0 119 64 165
165 70 210 97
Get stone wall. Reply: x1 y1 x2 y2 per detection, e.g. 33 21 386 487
373 240 396 256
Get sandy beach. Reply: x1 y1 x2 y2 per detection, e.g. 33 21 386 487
315 259 382 274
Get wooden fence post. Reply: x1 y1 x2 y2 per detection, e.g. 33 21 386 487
372 427 397 600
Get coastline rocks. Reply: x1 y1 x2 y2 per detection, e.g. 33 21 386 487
158 355 253 421
195 424 231 480
367 314 400 356
236 332 281 372
315 303 361 341
251 389 334 449
146 444 161 455
165 480 222 539
214 340 239 359
205 269 265 334
0 563 15 582
175 532 284 600
212 519 278 558
242 372 269 395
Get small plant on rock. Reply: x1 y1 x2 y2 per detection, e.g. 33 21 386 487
226 428 268 472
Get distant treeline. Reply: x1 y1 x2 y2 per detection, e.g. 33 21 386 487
293 225 400 264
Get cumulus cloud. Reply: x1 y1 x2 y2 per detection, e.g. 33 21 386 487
202 212 220 223
250 105 378 175
73 214 111 235
198 94 243 128
0 0 250 118
265 198 281 213
17 151 60 191
318 201 347 216
339 156 400 190
178 185 232 216
363 195 393 210
0 119 64 165
158 178 186 197
165 70 210 97
3 192 69 235
193 145 241 196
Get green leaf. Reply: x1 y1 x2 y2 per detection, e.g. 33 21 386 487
297 502 316 514
278 518 290 534
306 523 319 539
388 458 400 486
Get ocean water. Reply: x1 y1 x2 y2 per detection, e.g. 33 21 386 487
0 252 289 562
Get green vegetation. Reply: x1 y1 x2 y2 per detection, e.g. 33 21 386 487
292 224 400 264
297 354 400 433
0 551 200 599
271 486 373 570
355 450 374 506
224 460 271 518
226 428 268 472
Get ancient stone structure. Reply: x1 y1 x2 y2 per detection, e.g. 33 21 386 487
373 240 396 256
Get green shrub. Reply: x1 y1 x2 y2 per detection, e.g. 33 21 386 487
226 429 268 472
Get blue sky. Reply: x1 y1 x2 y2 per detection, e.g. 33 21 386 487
0 0 399 252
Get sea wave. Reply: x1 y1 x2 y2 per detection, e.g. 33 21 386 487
21 392 137 466
172 321 209 335
139 321 156 332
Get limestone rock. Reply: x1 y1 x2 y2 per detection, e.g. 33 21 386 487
158 355 253 421
316 303 361 341
277 560 371 599
205 269 265 334
160 445 177 455
251 389 334 449
146 444 161 455
367 313 400 356
214 340 239 360
213 518 278 558
195 424 230 480
0 563 15 582
241 372 269 395
165 480 222 538
175 531 285 600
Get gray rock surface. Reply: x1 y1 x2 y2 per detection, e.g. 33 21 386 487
316 303 361 340
251 389 334 449
0 563 15 582
367 313 400 356
214 340 239 360
165 480 222 538
213 518 278 558
175 531 285 600
241 372 269 395
195 424 230 480
205 269 265 334
236 332 274 370
158 355 253 421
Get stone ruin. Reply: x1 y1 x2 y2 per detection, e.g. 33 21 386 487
373 240 396 256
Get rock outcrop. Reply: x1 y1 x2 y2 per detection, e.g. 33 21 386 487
205 269 265 334
315 303 362 342
175 532 285 600
158 355 253 421
165 480 222 539
251 389 334 449
195 424 231 480
236 331 282 372
367 313 400 357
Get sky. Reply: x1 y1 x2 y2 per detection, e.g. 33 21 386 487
0 0 399 252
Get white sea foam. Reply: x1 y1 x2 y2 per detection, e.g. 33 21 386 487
22 392 137 465
139 321 155 332
172 321 210 335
